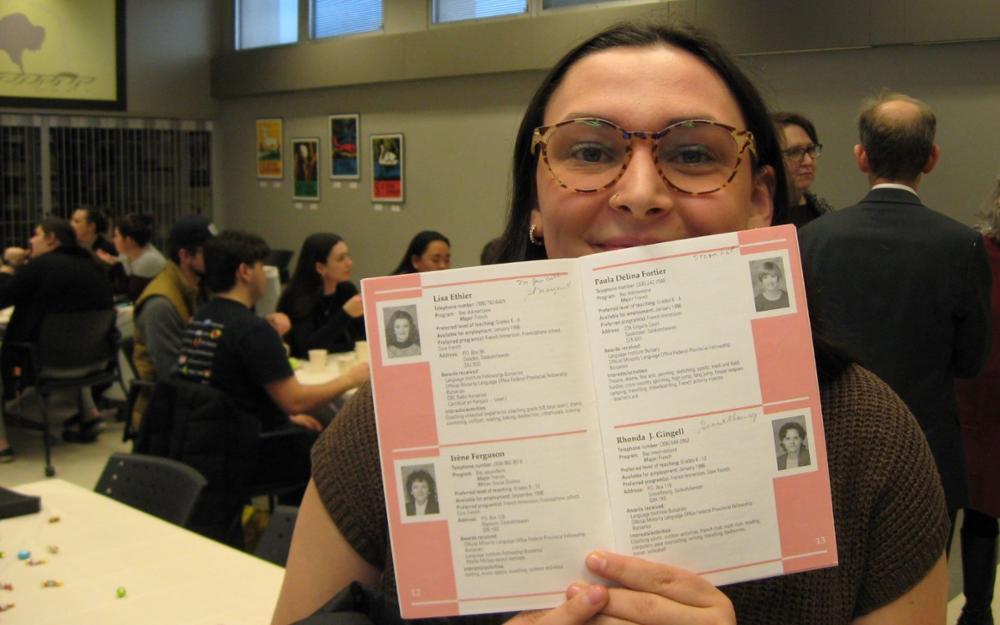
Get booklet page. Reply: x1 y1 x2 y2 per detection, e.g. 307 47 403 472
363 262 615 618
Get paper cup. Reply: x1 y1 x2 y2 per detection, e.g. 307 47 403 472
354 340 369 362
308 349 327 371
336 354 356 375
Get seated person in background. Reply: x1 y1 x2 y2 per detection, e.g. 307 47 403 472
131 215 216 432
70 204 117 258
391 230 451 274
277 233 365 359
96 213 167 301
0 218 115 443
71 205 129 293
480 237 503 265
178 230 369 442
772 112 831 228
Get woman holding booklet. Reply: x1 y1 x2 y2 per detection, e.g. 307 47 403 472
272 20 949 625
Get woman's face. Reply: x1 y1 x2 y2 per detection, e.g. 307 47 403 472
316 241 352 287
781 124 816 195
410 478 429 504
393 317 411 343
760 272 779 292
532 46 773 259
782 428 802 454
412 240 451 272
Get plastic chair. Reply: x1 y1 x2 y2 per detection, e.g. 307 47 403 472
254 505 299 566
95 452 207 527
7 309 126 477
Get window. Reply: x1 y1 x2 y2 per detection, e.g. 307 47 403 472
543 0 627 8
236 0 299 50
313 0 383 38
433 0 527 24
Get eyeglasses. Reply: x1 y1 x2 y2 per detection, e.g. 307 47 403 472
531 118 757 196
782 143 822 162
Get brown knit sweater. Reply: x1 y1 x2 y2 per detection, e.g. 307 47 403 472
312 364 949 625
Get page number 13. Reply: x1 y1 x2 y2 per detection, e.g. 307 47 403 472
815 536 827 545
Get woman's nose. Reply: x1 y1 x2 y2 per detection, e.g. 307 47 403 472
608 145 674 218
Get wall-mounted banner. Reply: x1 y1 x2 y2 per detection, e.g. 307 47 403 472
330 113 360 180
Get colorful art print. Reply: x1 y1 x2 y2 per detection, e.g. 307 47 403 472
371 133 404 202
292 138 320 201
256 118 283 179
329 114 360 180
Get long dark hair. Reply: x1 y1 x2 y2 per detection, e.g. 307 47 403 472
392 230 450 275
494 20 789 264
277 233 344 319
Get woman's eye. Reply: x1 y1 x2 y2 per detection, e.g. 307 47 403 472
665 145 717 166
569 144 614 163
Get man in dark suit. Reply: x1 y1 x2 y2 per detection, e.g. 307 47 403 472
799 92 992 537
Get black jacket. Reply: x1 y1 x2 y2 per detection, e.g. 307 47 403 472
799 187 993 511
0 245 114 396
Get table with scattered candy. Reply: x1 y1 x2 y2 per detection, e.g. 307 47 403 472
0 479 283 624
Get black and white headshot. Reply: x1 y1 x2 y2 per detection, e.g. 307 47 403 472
749 257 791 312
402 464 439 517
384 304 421 358
772 415 811 471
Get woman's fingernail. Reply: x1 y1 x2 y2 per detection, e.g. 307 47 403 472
586 552 607 572
566 583 584 599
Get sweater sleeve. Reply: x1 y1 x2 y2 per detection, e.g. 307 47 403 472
137 296 185 378
850 367 951 617
311 382 388 571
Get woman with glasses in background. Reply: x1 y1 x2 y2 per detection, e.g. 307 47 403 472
272 21 948 625
773 112 831 228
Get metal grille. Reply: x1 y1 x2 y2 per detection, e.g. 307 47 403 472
0 115 43 250
0 115 213 250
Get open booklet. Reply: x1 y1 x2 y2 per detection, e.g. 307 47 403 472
361 224 837 619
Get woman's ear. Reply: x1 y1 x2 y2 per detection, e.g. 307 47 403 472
747 165 776 228
314 261 326 276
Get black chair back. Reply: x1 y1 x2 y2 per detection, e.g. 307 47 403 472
254 505 299 566
37 309 117 373
95 452 207 527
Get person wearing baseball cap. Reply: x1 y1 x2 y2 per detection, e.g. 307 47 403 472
129 215 217 435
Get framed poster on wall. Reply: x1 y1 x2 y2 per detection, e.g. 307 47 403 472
371 133 403 202
256 118 284 179
0 0 126 110
329 114 360 180
292 137 320 201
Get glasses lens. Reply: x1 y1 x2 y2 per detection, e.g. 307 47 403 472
544 119 628 191
657 122 742 194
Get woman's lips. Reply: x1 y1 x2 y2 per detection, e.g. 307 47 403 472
592 237 665 251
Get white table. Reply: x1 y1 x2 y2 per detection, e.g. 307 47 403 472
293 352 357 386
0 479 284 625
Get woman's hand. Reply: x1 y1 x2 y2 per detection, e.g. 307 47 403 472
585 551 735 625
505 584 609 625
342 295 363 318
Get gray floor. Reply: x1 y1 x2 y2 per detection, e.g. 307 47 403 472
0 406 978 616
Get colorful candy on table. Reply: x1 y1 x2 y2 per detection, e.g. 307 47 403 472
0 510 127 615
